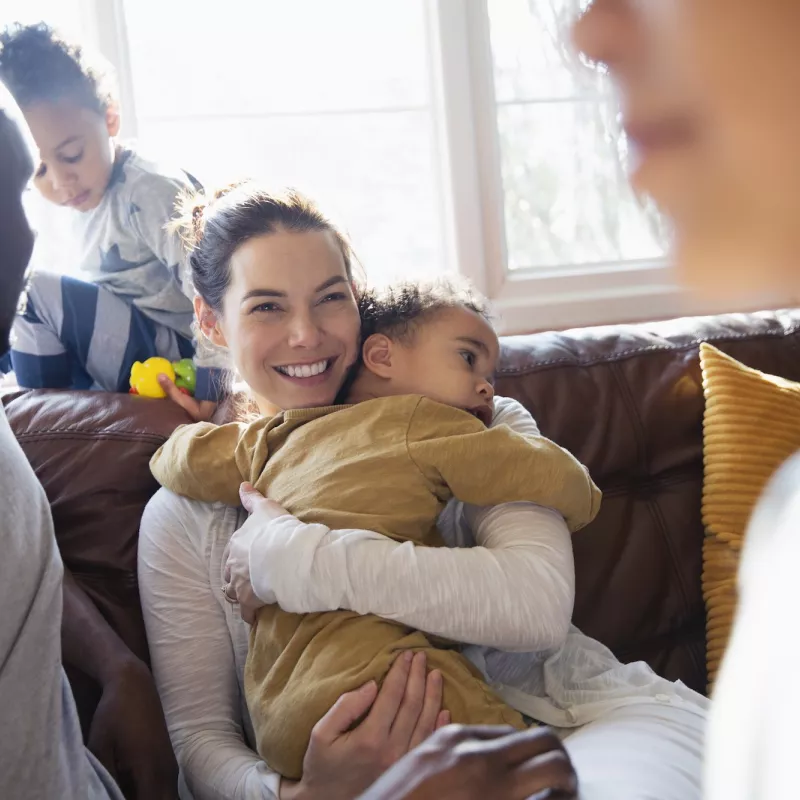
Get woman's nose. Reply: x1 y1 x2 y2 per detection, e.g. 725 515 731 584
286 312 323 349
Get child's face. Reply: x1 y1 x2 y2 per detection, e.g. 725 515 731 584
367 306 497 425
24 101 119 212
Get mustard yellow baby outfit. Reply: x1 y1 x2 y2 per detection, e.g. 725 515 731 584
151 395 601 779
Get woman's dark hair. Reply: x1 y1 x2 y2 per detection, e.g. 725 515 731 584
0 22 116 113
175 181 362 313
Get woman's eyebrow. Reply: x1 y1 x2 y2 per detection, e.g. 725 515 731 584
241 288 284 301
241 276 347 303
315 275 347 292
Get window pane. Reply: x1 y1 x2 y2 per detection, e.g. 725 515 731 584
123 0 430 118
497 102 662 270
488 0 664 271
138 112 443 286
122 0 444 286
1 0 86 37
488 0 601 102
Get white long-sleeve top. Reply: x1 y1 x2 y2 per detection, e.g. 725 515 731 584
138 397 708 800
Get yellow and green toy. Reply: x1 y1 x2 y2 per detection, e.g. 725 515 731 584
129 357 197 398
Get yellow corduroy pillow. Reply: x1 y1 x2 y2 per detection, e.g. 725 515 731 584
700 342 800 691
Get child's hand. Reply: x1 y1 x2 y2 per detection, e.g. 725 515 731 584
157 373 216 422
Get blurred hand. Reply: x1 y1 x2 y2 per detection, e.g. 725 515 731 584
356 724 578 800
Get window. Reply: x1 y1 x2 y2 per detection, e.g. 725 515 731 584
121 0 445 287
4 0 745 332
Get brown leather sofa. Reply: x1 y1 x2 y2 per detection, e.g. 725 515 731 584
6 308 800 730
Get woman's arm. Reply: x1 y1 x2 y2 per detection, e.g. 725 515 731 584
138 489 281 800
241 397 576 652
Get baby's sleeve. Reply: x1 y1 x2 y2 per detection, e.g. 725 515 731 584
150 420 266 506
406 399 601 532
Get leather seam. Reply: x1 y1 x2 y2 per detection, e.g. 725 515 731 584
496 324 800 375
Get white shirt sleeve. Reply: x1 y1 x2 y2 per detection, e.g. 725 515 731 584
704 454 800 800
248 397 575 652
138 490 280 800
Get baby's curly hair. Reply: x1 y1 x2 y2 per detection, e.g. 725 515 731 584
358 280 492 343
0 22 116 113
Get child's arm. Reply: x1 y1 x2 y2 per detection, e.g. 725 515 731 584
407 398 601 532
149 420 267 506
128 173 229 402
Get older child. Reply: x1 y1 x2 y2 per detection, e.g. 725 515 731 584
150 276 601 780
0 23 223 403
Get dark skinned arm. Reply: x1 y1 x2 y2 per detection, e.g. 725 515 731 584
62 568 179 799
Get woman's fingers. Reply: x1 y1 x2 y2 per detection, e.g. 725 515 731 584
221 542 232 583
311 681 378 747
388 653 429 749
363 652 414 736
407 668 444 749
238 482 290 520
434 710 451 730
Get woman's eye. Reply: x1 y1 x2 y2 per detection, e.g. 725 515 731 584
460 350 476 367
319 292 346 304
34 163 47 179
61 151 84 164
252 302 282 314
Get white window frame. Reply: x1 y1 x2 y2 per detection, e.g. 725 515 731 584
76 0 784 335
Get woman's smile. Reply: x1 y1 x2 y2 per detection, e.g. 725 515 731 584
273 355 338 386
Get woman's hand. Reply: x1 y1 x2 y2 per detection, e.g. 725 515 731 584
281 651 449 800
157 373 217 422
222 482 289 623
357 724 578 800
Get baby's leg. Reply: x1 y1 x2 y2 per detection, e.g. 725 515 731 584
245 609 526 780
10 272 188 391
424 647 528 731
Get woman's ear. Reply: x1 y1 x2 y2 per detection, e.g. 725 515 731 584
105 103 121 138
194 296 228 348
361 333 394 378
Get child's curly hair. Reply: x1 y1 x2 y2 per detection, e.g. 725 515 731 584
358 280 492 343
0 22 116 113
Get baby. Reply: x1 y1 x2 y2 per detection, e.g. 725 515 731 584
151 281 602 779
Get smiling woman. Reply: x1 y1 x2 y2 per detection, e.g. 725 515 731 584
175 183 363 414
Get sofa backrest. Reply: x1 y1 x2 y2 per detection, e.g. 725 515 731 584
5 309 800 710
495 309 800 693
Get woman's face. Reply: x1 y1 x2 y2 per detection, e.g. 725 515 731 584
203 229 361 415
573 0 800 296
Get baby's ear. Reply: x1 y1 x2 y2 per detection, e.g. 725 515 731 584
361 333 394 378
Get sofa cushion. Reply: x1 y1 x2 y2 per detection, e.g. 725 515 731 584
496 310 800 694
699 342 800 689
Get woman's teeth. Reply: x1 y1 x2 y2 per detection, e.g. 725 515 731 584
276 359 330 378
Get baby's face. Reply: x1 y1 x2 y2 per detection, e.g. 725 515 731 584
386 306 497 425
